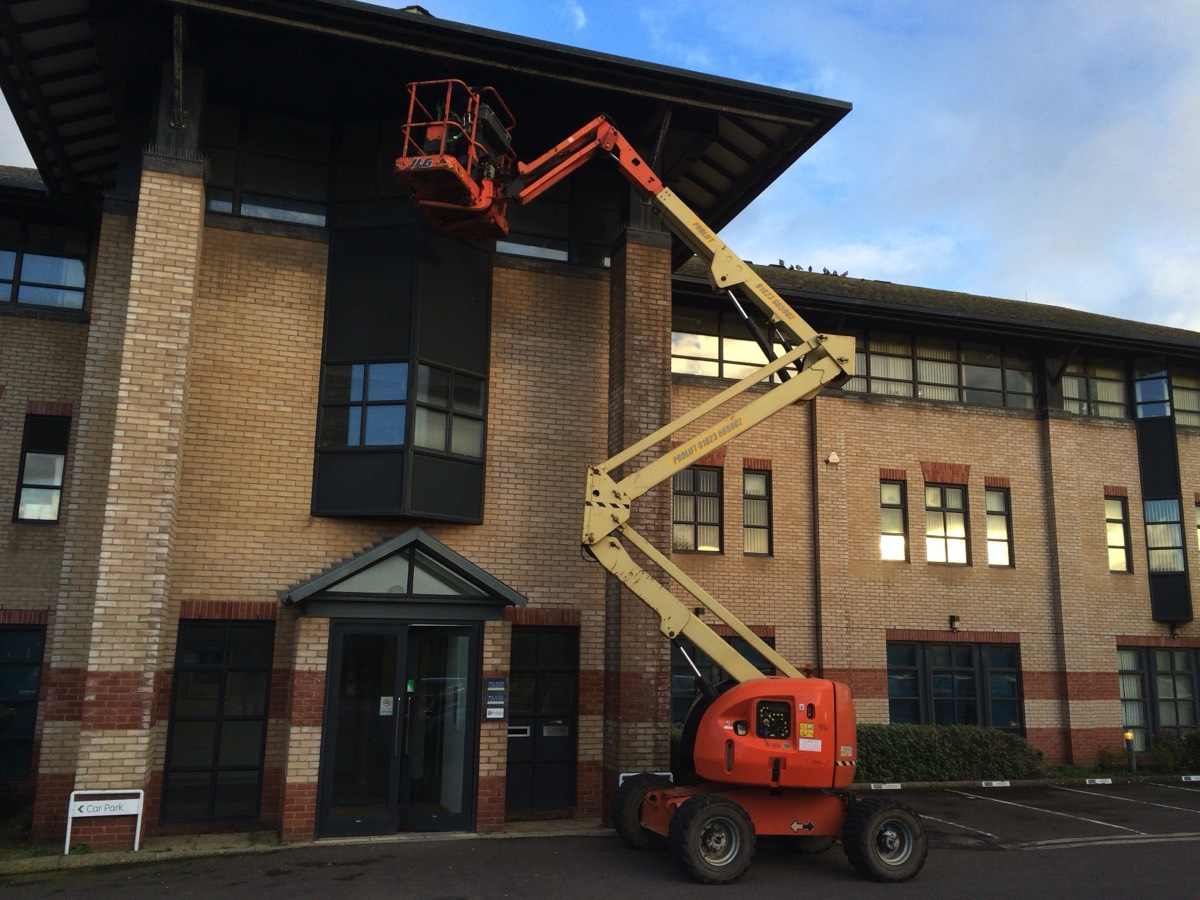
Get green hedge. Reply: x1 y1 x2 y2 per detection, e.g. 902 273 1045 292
855 724 1045 784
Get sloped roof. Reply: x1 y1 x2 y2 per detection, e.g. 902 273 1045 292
676 258 1200 354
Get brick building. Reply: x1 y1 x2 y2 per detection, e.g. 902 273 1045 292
1 0 1197 850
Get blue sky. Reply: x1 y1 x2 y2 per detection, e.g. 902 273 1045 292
3 0 1197 330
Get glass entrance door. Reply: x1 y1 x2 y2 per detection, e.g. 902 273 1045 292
317 623 479 838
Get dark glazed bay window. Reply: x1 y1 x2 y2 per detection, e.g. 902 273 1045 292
925 484 968 564
1144 499 1186 573
1134 366 1172 419
14 415 70 523
162 621 274 824
1173 372 1200 426
414 365 485 458
319 362 408 447
0 216 87 310
1119 647 1198 752
1061 356 1127 418
0 626 45 776
887 641 1022 734
673 466 722 552
203 105 329 227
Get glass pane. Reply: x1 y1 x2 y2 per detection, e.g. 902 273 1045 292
988 646 1017 669
987 542 1010 566
925 486 942 508
881 508 904 534
672 357 719 377
987 515 1009 540
366 363 408 401
17 487 60 521
22 453 64 486
870 354 912 380
450 416 483 457
1148 549 1185 573
880 482 902 506
672 332 719 358
945 513 966 537
225 671 269 716
916 359 957 386
363 405 406 446
1108 547 1128 571
673 469 694 493
889 699 920 724
0 630 45 661
887 643 917 667
218 721 264 767
695 468 719 494
213 771 260 819
696 525 720 552
673 494 694 522
869 332 910 355
1107 522 1127 545
673 524 695 551
696 496 720 525
414 407 447 450
538 673 576 713
412 551 487 596
170 721 217 768
20 253 86 288
887 672 917 696
417 365 450 406
163 772 210 820
322 364 363 403
744 497 768 527
0 249 15 278
916 337 956 361
926 538 947 563
744 473 768 497
1104 499 1125 521
963 364 1003 390
985 490 1007 514
174 672 222 717
744 528 769 555
1145 499 1181 524
880 534 907 560
227 626 273 667
724 336 768 365
1146 523 1181 549
453 376 484 415
947 538 968 564
944 487 964 509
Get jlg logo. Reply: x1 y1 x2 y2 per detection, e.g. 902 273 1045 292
404 158 434 169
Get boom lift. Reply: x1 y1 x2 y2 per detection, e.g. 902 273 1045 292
396 79 928 885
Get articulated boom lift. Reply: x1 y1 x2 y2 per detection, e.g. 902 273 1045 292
396 79 927 885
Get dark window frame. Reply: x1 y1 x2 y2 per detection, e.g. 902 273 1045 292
1106 495 1133 573
887 640 1024 735
0 214 88 311
671 300 788 383
742 469 772 556
0 625 46 776
985 487 1014 568
1061 355 1128 419
161 620 275 825
13 414 70 524
1144 498 1186 574
1119 646 1198 752
880 479 908 561
413 363 487 460
925 482 970 565
672 465 723 553
670 635 775 724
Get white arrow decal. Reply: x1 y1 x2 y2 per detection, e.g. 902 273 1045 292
790 820 815 833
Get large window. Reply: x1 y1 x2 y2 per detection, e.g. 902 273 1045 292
203 105 330 227
162 621 274 824
925 484 968 565
880 480 908 561
843 331 1035 409
414 364 486 458
14 414 70 523
1144 499 1186 573
1174 372 1200 427
1119 647 1197 752
1106 496 1132 573
985 487 1014 567
672 466 722 552
670 636 775 724
1061 356 1127 419
671 302 788 382
887 641 1023 734
0 626 45 776
0 215 87 310
742 470 772 556
1134 366 1172 419
319 362 408 447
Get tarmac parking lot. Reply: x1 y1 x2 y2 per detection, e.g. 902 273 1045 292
896 777 1200 849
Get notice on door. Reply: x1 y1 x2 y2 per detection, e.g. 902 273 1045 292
379 695 395 716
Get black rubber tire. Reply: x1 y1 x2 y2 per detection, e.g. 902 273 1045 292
667 794 757 885
841 797 928 883
612 774 672 851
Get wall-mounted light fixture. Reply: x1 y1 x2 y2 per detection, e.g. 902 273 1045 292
948 615 961 632
826 451 840 465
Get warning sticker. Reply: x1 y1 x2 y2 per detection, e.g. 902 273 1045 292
798 723 815 738
798 738 822 752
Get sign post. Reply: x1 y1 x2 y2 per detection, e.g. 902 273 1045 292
65 789 145 855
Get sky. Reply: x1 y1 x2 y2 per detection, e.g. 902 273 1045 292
2 0 1197 331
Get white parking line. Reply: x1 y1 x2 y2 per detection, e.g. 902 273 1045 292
1053 784 1200 815
1024 831 1200 850
921 814 999 839
948 790 1146 834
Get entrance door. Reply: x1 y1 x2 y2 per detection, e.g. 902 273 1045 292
505 626 579 815
317 623 478 838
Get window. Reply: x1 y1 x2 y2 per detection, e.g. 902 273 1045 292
880 480 908 561
319 362 408 447
1134 366 1172 419
670 636 774 723
1174 372 1200 427
499 170 622 268
162 621 274 824
843 330 1035 409
1119 647 1197 752
0 626 45 776
1106 496 1132 572
672 466 722 552
14 414 70 523
671 302 788 382
1061 356 1127 418
925 484 968 564
887 641 1022 734
985 487 1013 567
414 365 486 458
203 105 330 227
0 216 87 310
742 470 771 555
1144 499 1186 573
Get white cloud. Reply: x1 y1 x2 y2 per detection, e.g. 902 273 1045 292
564 1 586 32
